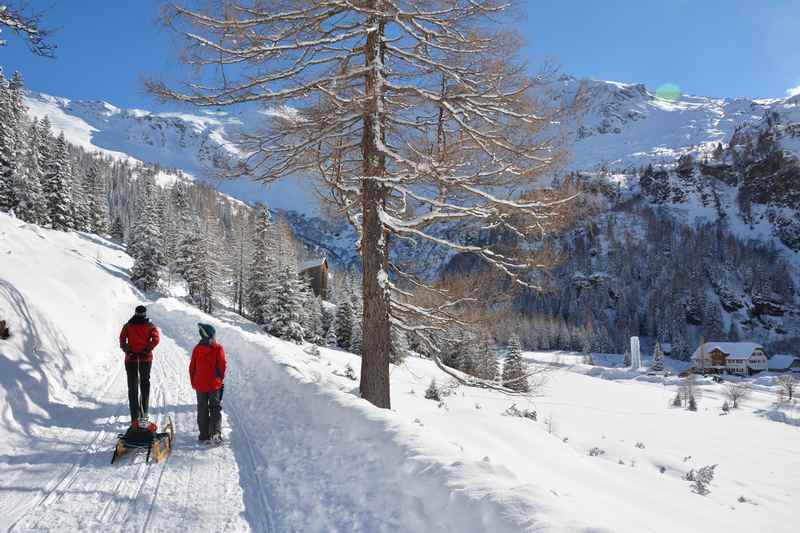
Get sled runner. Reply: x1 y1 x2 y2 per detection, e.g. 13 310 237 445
111 416 175 464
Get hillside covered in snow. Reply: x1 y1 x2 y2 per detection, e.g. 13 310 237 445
1 211 798 532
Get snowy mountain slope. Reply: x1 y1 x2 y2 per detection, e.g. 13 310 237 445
22 93 317 213
2 211 798 532
22 79 800 217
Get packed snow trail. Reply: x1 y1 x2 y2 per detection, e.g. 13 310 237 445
0 218 254 532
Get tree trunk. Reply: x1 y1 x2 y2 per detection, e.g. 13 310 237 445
359 6 391 409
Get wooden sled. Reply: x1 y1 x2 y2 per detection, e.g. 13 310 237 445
111 416 175 464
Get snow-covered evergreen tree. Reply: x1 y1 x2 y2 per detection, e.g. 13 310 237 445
70 170 90 231
44 133 74 231
502 334 529 392
0 71 19 212
130 178 163 292
181 214 222 312
85 164 109 233
474 335 499 381
651 342 665 372
110 216 125 241
266 266 306 343
246 204 276 324
389 327 409 365
15 119 48 224
335 297 354 350
349 275 363 355
326 311 339 348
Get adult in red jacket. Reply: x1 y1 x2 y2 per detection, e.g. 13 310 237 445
119 305 160 424
190 323 226 443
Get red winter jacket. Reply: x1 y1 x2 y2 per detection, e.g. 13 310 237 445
189 340 226 392
119 316 160 363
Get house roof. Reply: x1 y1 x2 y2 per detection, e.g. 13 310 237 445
299 257 327 271
768 354 798 370
691 342 764 361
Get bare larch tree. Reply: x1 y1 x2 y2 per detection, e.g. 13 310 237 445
149 0 571 408
0 2 55 57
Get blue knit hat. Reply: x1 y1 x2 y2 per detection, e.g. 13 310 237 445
198 323 216 339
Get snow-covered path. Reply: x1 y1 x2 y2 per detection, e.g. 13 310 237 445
1 300 259 532
0 218 263 532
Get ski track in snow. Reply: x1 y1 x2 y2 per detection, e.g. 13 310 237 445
1 301 258 532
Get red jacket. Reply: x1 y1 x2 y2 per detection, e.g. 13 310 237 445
119 316 160 363
189 340 226 392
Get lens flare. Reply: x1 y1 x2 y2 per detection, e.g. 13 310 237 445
655 83 681 101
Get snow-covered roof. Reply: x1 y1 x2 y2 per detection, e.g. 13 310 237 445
299 257 327 271
691 342 764 360
768 354 798 370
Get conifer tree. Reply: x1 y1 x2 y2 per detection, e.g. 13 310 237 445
475 336 499 381
389 327 409 365
247 204 276 324
45 133 74 231
326 312 339 348
321 302 335 342
130 179 163 292
266 266 306 343
0 71 19 212
110 216 125 241
502 334 529 392
182 214 222 312
85 164 109 233
348 274 364 354
70 170 90 231
15 120 48 224
335 297 354 350
651 342 665 372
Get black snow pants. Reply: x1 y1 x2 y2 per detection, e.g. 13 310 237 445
125 361 151 422
196 389 222 440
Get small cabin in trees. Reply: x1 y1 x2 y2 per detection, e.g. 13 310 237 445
691 342 768 376
299 257 329 299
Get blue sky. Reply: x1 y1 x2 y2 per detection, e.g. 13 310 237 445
1 0 799 109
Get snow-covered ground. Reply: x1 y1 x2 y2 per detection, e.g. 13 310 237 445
1 211 798 532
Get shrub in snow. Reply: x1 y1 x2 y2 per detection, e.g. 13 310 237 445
618 459 625 465
687 394 698 411
588 447 606 457
671 392 683 408
304 344 321 358
721 401 730 414
634 442 645 449
777 375 796 402
724 382 750 409
685 464 717 496
340 363 357 381
503 403 537 421
424 379 441 401
659 466 667 474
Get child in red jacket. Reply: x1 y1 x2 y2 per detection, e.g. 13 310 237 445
190 323 226 443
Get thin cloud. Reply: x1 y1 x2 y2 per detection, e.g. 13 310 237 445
787 85 800 97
